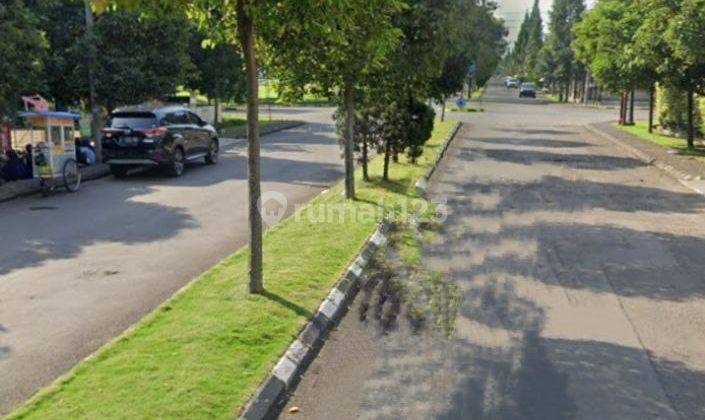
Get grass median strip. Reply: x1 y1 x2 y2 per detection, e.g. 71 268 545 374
615 121 705 160
9 120 458 419
219 117 300 138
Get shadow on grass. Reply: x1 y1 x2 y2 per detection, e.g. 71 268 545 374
260 290 313 318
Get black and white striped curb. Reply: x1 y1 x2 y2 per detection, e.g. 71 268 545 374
415 121 462 196
585 124 705 193
239 223 390 420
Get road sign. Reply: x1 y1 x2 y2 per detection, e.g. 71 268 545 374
455 97 468 109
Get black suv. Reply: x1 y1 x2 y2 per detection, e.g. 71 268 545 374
102 105 219 177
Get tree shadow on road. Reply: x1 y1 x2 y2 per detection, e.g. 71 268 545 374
464 148 646 171
443 175 705 215
472 137 588 149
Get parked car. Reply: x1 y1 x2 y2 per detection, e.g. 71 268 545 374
519 83 536 98
506 77 519 89
101 105 218 177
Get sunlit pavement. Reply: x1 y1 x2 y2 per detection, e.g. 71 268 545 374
281 85 705 419
0 107 340 415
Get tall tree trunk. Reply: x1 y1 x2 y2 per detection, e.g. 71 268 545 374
687 86 695 149
383 139 391 181
583 72 590 104
343 79 355 200
627 89 635 125
648 84 655 134
84 0 101 162
362 137 368 181
214 96 220 127
237 0 263 293
619 91 626 125
214 57 221 126
440 97 446 122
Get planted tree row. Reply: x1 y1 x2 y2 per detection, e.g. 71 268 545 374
2 0 506 293
573 0 705 148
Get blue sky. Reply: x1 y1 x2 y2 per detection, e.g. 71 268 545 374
496 0 596 42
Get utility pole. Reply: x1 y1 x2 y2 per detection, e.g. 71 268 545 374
84 0 102 162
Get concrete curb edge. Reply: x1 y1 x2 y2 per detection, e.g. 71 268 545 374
585 123 699 182
222 121 306 140
415 121 462 196
239 223 390 420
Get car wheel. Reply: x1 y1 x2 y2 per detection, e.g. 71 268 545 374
205 138 219 165
110 165 129 178
168 148 185 177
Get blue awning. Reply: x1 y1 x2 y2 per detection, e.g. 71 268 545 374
17 111 81 121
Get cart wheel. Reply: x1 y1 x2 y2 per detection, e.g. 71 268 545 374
40 179 51 198
63 159 81 192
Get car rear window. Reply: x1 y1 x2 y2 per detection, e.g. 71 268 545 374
109 113 158 129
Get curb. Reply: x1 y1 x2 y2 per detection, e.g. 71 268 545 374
221 121 306 140
585 124 698 181
585 124 705 197
239 223 390 420
415 121 462 196
0 164 109 203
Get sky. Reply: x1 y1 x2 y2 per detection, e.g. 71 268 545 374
494 0 597 43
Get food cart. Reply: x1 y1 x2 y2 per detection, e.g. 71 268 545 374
17 111 82 196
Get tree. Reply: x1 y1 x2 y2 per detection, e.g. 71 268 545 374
0 0 45 117
572 0 656 125
30 0 86 109
540 0 585 101
430 54 471 121
335 101 384 182
466 1 507 87
86 11 193 112
508 0 543 81
662 0 705 145
635 0 705 147
187 28 246 124
262 0 403 200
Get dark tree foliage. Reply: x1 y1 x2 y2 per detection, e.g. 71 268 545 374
187 29 246 106
540 0 585 100
0 0 46 116
401 99 435 164
83 10 193 111
506 0 543 80
30 0 87 109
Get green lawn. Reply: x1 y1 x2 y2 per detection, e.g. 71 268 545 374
9 120 458 420
218 117 300 138
615 121 705 160
469 86 486 101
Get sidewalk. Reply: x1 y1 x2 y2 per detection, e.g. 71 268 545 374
589 122 705 181
0 164 109 203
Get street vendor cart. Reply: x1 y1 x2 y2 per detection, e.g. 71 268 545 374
17 111 82 196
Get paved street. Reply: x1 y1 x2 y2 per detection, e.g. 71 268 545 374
0 107 340 414
281 85 705 419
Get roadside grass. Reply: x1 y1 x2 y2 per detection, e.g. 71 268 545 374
8 120 457 420
615 121 705 160
469 86 486 101
218 117 300 138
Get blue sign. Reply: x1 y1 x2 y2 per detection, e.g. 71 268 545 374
455 97 468 109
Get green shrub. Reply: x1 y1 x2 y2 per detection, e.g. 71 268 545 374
656 84 703 136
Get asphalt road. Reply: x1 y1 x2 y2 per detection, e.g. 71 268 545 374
281 85 705 419
0 107 341 414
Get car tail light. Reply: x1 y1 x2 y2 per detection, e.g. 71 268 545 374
101 128 121 138
140 127 167 138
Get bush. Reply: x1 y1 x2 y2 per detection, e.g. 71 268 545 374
656 84 703 136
